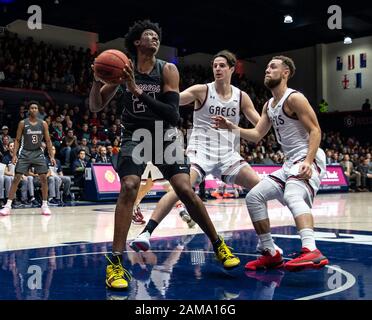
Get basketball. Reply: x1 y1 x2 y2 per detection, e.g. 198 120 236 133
93 49 129 84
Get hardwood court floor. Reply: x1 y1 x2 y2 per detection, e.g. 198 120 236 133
0 192 371 300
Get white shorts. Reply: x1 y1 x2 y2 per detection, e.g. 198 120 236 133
141 162 165 182
267 148 326 204
186 147 248 184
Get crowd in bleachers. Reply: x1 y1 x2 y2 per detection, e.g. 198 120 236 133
0 32 94 95
322 131 372 191
1 33 372 207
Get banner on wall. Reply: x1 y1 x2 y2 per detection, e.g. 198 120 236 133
360 53 367 68
341 73 362 89
355 73 362 88
348 54 355 70
342 74 350 89
336 56 343 71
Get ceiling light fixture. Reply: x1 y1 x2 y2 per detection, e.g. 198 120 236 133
344 36 352 44
284 15 293 23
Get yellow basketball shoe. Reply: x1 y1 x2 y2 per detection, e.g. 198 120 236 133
215 236 240 269
105 254 132 290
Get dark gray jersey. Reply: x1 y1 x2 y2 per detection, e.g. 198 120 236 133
21 118 44 151
118 59 167 131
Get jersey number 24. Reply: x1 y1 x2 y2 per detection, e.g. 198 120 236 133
132 92 156 113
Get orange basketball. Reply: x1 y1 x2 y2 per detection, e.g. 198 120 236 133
93 49 129 84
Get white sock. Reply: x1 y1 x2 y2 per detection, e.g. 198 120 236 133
5 199 13 208
42 200 48 207
257 238 283 255
299 228 316 251
258 233 276 256
140 230 150 238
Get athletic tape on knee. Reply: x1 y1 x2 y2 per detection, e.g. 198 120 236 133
245 179 282 222
283 182 311 218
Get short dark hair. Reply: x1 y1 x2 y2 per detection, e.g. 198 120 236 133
272 55 296 79
27 100 39 109
212 50 237 68
124 20 162 58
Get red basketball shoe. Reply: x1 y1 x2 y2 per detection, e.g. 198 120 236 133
284 248 329 272
245 250 284 271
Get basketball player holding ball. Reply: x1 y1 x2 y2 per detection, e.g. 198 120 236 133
93 49 130 84
89 20 240 290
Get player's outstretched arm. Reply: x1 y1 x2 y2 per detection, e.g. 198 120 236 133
287 92 321 179
213 103 272 143
179 84 207 106
240 91 260 126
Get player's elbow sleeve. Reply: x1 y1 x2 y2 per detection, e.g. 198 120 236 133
160 91 180 126
168 110 180 126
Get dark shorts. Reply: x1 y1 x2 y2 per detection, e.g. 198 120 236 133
15 149 48 175
113 129 190 180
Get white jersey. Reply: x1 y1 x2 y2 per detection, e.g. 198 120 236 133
265 88 326 200
187 82 241 157
267 88 309 157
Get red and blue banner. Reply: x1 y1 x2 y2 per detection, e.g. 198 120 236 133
348 54 355 70
342 74 349 89
360 53 367 68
